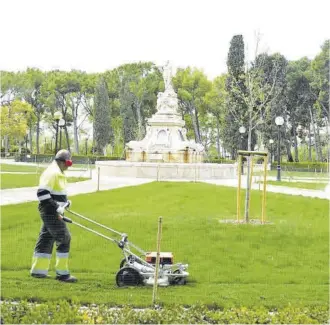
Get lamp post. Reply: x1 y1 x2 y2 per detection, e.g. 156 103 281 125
239 126 246 175
58 118 66 150
275 116 284 181
269 139 274 164
54 111 62 154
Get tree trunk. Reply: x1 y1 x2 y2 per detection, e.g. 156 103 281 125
308 123 312 161
292 118 299 162
230 149 235 160
71 98 80 154
136 102 143 140
315 123 323 161
244 112 253 223
326 119 330 165
4 136 9 156
189 107 200 143
285 140 294 162
194 107 201 143
309 107 319 161
64 126 71 152
73 114 79 154
36 116 40 154
216 117 220 157
29 127 33 153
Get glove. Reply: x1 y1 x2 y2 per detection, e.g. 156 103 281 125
67 200 72 208
56 206 65 215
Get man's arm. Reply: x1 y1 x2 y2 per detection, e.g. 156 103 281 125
37 187 59 210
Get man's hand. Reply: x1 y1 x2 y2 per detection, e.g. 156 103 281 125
56 206 65 215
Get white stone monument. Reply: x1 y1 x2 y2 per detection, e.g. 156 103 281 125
95 61 236 180
126 61 205 163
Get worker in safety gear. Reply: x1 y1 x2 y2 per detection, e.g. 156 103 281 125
30 149 77 282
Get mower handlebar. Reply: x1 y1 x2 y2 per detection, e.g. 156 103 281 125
62 216 73 223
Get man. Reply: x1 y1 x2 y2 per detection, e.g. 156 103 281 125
30 149 77 282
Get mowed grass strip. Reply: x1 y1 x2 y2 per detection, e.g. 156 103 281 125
257 180 328 191
256 170 328 180
0 173 90 189
1 182 328 308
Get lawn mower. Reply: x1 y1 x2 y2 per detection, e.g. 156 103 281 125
61 207 189 287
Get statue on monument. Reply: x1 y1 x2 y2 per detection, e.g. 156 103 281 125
162 60 173 91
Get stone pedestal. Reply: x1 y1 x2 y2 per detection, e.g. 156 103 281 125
96 161 236 180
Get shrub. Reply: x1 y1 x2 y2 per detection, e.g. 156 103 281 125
14 154 124 164
1 301 328 324
271 162 328 172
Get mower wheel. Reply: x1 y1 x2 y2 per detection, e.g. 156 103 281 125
171 269 187 285
116 267 143 287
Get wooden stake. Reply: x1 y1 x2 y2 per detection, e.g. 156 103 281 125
152 217 162 305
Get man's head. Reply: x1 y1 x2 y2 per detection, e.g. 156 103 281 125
55 149 72 171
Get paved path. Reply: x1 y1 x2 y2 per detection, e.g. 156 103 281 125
267 176 328 183
0 176 154 206
1 175 329 206
1 160 329 205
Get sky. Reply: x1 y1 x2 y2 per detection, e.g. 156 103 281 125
1 0 329 80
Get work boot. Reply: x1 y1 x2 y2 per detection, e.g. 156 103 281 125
56 274 77 283
31 273 51 279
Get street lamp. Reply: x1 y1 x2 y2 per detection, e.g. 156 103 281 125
239 126 246 175
54 111 62 154
269 139 274 164
58 118 66 150
275 116 284 181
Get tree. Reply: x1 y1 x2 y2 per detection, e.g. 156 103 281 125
1 100 33 154
284 58 313 162
255 53 288 161
65 70 96 154
41 70 77 152
204 74 227 157
307 40 329 161
224 35 249 159
19 68 46 154
94 77 112 155
110 62 162 144
226 34 286 222
308 40 329 121
173 67 211 144
0 71 22 105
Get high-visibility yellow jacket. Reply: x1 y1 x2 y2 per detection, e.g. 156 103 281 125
37 161 68 213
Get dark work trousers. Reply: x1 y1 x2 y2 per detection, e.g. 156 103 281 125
34 209 71 255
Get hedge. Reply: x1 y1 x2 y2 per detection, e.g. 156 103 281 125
13 154 236 165
14 154 124 164
205 158 236 164
271 162 329 172
1 301 328 324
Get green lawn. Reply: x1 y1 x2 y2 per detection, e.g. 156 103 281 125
0 163 93 172
0 174 90 189
1 182 328 309
258 180 328 191
0 163 45 173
